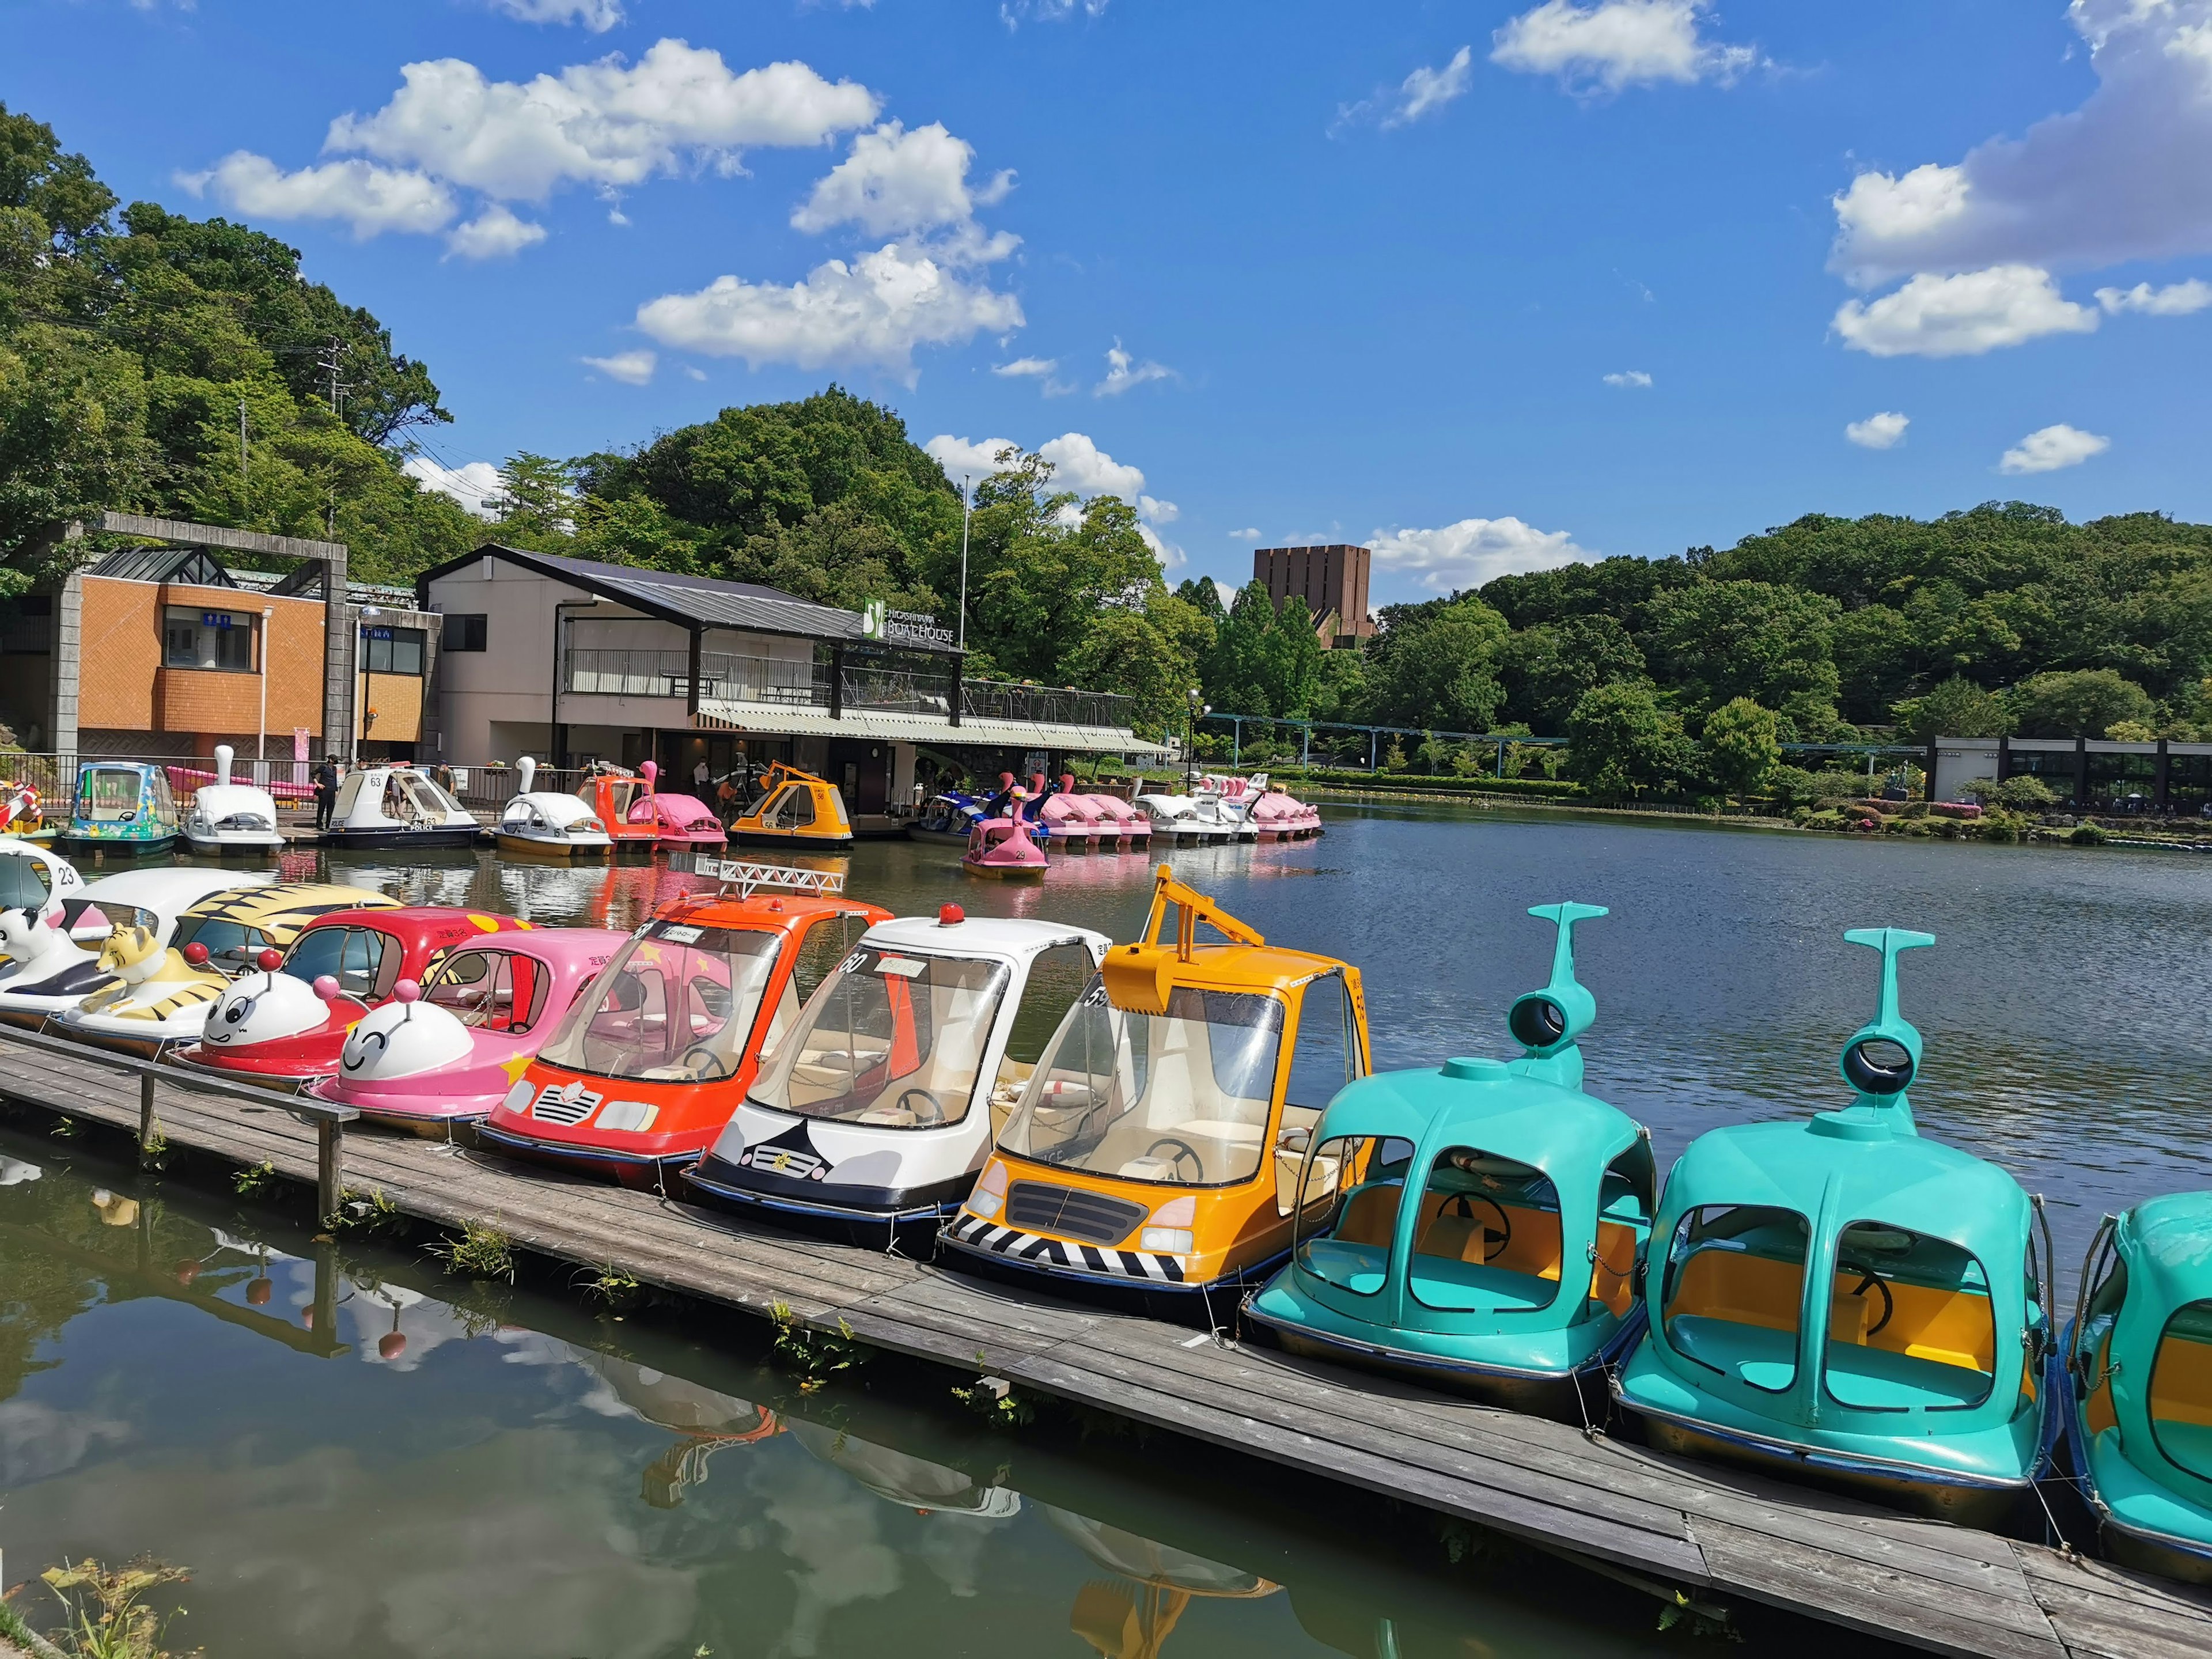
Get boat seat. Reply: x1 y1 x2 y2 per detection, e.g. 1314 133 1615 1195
1172 1118 1266 1146
1335 1182 1401 1247
1116 1156 1180 1180
1666 1315 1800 1392
1408 1255 1559 1312
1300 1237 1387 1296
1824 1341 1994 1411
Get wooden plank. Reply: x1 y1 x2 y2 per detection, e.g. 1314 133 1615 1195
2011 1546 2212 1659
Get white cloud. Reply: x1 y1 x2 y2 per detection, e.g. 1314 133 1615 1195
993 357 1058 377
403 456 504 518
1999 423 2109 475
177 152 456 238
1001 0 1108 25
444 203 547 259
2096 278 2212 316
923 434 1021 478
1038 432 1145 497
1831 1 2212 284
1368 517 1592 590
1831 265 2099 358
1844 411 1910 450
681 363 707 380
582 349 657 383
1491 0 1756 92
1138 495 1178 524
793 120 1012 238
1095 339 1172 396
1138 521 1185 571
1227 528 1262 540
325 41 880 201
1601 369 1653 387
634 241 1022 382
1388 46 1475 126
492 0 624 28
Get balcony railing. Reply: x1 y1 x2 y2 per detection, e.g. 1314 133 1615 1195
564 649 828 707
960 680 1135 731
843 665 952 715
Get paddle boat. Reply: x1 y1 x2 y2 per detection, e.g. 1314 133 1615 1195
55 761 180 858
580 761 662 857
1244 904 1653 1415
0 866 264 1027
0 836 85 925
54 882 395 1056
1612 927 2056 1528
729 763 851 850
495 757 612 860
1132 782 1241 846
290 927 624 1131
687 905 1111 1234
1044 1506 1281 1657
963 797 1050 880
1080 782 1154 853
479 862 890 1187
908 790 988 848
1 776 45 838
942 868 1369 1305
1034 775 1104 850
320 764 482 850
631 787 729 851
181 745 285 856
171 905 533 1090
2064 1192 2212 1581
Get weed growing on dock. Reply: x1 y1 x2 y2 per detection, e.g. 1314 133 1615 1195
768 1301 867 1392
38 1555 198 1658
576 1262 641 1308
1656 1589 1738 1641
426 1219 515 1282
137 1122 168 1169
49 1115 77 1138
328 1186 402 1234
233 1159 277 1198
952 1352 1033 1429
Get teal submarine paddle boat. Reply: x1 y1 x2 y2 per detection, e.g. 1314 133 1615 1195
1244 903 1656 1417
2065 1192 2212 1581
1612 927 2056 1528
55 762 180 858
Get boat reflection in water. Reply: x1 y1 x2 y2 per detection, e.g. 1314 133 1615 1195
1044 1506 1279 1659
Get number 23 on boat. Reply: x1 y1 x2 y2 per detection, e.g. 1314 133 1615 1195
942 867 1370 1306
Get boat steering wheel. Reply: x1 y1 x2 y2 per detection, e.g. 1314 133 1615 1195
1145 1137 1204 1181
678 1044 729 1080
896 1087 948 1124
1839 1259 1896 1336
1449 1192 1513 1262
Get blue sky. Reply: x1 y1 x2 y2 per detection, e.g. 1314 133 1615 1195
7 1 2210 606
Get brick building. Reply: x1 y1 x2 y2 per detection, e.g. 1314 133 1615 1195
1253 543 1375 646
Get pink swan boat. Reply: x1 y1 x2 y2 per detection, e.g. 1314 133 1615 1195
304 927 625 1132
961 799 1049 880
1059 774 1151 851
629 791 728 850
1034 773 1105 850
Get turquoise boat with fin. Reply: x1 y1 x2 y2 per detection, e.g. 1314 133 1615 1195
1612 927 2058 1529
1243 903 1656 1418
2065 1192 2212 1581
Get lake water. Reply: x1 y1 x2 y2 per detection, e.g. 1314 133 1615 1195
5 804 2205 1655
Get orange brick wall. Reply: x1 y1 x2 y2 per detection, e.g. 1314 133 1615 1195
78 577 324 739
362 672 422 743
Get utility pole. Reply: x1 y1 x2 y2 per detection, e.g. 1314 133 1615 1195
238 399 249 505
957 474 971 652
318 335 349 419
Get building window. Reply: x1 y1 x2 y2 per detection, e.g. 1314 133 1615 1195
163 607 255 673
362 626 426 675
442 613 488 652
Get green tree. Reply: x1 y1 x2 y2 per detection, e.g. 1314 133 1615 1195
486 452 578 549
1645 580 1841 730
2005 668 2154 737
1565 682 1693 799
1892 675 2014 744
1061 589 1211 737
1499 613 1646 734
1699 697 1782 797
1363 596 1509 731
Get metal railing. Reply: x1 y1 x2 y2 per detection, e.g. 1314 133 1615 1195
960 680 1135 730
563 648 828 707
844 665 952 715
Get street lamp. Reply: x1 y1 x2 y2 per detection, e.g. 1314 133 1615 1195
256 605 275 767
957 473 971 652
1185 688 1209 783
355 605 381 763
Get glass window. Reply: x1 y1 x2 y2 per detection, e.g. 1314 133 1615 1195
1281 974 1360 1201
79 767 143 822
170 914 275 974
756 914 866 1065
162 607 254 672
400 774 461 820
998 982 1285 1185
426 949 548 1033
990 940 1097 1138
1407 1149 1565 1314
749 945 1010 1129
1821 1222 1997 1412
0 853 54 910
1661 1205 1810 1393
362 627 427 676
331 772 366 821
2150 1300 2212 1480
1291 1134 1414 1295
441 613 487 652
282 926 394 999
536 921 782 1082
764 785 815 829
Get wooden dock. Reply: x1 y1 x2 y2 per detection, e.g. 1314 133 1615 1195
1 1028 2206 1659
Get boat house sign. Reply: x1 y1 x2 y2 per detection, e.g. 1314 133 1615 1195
860 601 956 649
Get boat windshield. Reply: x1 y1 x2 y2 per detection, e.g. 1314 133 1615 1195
749 945 1009 1129
2152 1300 2212 1480
0 854 53 910
81 768 143 821
1661 1205 1811 1395
399 774 461 821
536 919 782 1082
999 981 1285 1188
171 912 280 974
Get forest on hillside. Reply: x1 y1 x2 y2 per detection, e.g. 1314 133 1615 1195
7 100 2212 769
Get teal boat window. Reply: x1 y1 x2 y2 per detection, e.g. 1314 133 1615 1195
1408 1149 1564 1314
81 768 142 823
1661 1206 1809 1394
1294 1135 1412 1296
2149 1300 2212 1482
1821 1223 1996 1414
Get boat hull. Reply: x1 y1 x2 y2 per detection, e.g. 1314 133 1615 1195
473 1120 691 1190
319 825 483 850
183 832 285 856
494 831 611 860
730 828 851 850
961 859 1046 880
55 833 177 859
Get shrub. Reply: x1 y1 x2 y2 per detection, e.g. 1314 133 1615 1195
2070 821 2109 846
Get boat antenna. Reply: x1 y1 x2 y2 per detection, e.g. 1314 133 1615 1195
1506 902 1607 1088
1836 927 1934 1132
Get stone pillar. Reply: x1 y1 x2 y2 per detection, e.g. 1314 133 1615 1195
320 551 351 762
2073 734 2089 808
47 562 83 758
1995 734 2010 781
2156 737 2171 812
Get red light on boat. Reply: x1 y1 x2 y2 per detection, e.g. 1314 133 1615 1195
939 904 964 925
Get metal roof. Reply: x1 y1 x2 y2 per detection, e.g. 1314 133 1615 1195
86 544 241 588
421 544 938 652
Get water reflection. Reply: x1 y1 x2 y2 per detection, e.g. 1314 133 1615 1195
0 1128 1678 1656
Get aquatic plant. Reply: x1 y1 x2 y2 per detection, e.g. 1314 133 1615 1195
48 1116 77 1138
951 1353 1033 1429
767 1300 867 1392
36 1556 198 1659
328 1186 403 1233
575 1262 641 1307
232 1158 276 1198
136 1122 167 1169
426 1219 515 1282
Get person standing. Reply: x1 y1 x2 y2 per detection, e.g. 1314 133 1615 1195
313 755 340 832
692 755 711 794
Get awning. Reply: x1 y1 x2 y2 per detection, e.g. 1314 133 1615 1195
695 698 1166 757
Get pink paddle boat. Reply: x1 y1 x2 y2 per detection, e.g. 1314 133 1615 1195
962 797 1049 880
630 791 729 850
1081 783 1152 851
304 927 625 1134
1035 773 1105 850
